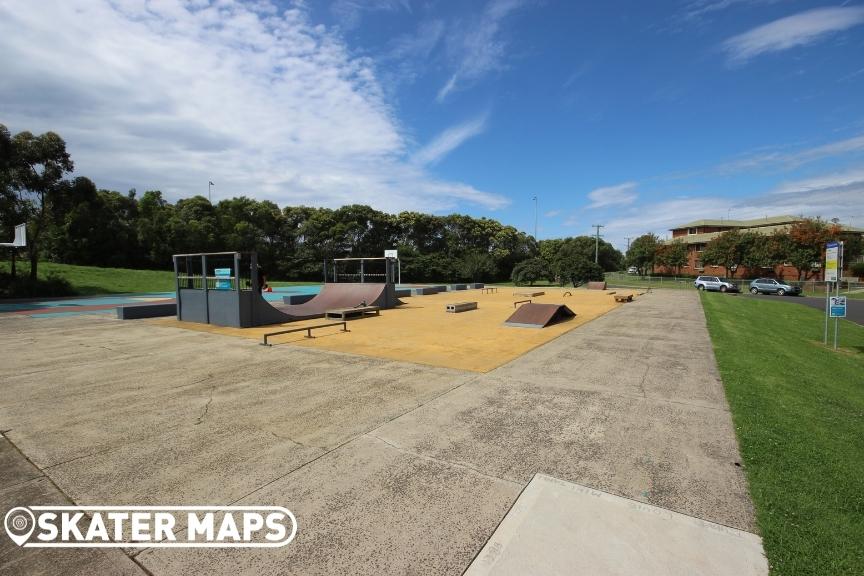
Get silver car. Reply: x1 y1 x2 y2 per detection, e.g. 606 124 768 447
694 276 738 293
748 278 801 296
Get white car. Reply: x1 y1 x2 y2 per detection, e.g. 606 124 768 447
627 266 639 275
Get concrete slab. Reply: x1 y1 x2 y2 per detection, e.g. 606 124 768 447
0 289 759 575
0 453 146 576
465 473 768 576
137 435 521 576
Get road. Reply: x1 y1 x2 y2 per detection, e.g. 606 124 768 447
742 293 863 326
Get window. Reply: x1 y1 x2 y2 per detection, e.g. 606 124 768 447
688 227 697 235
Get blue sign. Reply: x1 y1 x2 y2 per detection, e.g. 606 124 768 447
215 268 232 290
829 296 846 318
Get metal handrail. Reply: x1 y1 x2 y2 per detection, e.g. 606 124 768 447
260 321 349 346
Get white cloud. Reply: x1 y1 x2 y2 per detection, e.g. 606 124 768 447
722 6 864 64
0 0 508 213
544 210 561 218
437 0 528 102
602 167 864 249
412 115 487 166
770 168 864 195
587 182 639 209
671 133 864 178
330 0 410 30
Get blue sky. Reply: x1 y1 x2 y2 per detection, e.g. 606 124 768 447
1 0 863 249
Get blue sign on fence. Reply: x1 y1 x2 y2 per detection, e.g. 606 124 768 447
829 296 846 318
215 268 232 290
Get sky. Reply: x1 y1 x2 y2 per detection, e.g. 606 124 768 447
1 0 863 250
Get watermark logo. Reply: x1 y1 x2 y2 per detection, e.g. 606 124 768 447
4 506 297 548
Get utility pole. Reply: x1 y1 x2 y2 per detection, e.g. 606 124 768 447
592 224 604 264
624 236 632 252
532 196 538 241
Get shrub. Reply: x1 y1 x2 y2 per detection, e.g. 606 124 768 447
850 262 864 278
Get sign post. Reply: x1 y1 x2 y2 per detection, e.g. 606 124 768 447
824 242 839 345
824 241 844 349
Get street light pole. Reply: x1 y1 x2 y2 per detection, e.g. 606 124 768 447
591 224 604 264
532 196 538 241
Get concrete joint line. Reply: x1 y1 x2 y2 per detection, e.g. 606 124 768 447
367 433 522 489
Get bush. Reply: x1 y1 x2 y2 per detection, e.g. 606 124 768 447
0 271 75 298
850 262 864 278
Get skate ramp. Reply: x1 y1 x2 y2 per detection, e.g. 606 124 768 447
253 283 403 325
504 303 575 328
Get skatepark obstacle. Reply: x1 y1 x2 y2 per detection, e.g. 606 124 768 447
504 303 575 328
446 301 478 313
173 251 403 328
260 321 349 346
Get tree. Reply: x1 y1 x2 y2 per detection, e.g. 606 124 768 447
655 240 688 275
701 230 744 277
787 219 829 280
0 124 29 278
626 234 660 275
9 129 74 281
461 251 494 282
511 257 549 286
554 253 605 287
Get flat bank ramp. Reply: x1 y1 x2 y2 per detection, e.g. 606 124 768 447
253 283 403 325
504 303 574 328
465 474 768 576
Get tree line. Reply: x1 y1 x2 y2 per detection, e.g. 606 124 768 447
1 125 623 292
624 221 862 280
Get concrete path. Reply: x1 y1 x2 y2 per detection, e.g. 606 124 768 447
0 290 760 575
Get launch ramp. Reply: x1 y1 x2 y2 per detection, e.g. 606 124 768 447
504 303 575 329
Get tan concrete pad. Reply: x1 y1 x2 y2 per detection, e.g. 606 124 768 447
149 287 623 372
465 473 768 576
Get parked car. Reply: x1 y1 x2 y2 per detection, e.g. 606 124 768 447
748 278 801 296
693 276 739 293
627 266 639 275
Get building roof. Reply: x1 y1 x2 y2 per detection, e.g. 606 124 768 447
667 222 864 245
671 215 802 230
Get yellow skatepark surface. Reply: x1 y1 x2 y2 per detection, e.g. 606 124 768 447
150 287 632 372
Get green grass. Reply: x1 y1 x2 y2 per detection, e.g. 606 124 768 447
700 293 864 575
0 261 321 297
1 261 176 295
604 274 694 290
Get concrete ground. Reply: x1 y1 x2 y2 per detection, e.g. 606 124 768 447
0 290 758 575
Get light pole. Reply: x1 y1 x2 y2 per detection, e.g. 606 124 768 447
208 181 214 203
591 224 604 264
532 196 538 241
624 236 632 252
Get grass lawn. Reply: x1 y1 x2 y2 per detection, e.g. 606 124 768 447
700 293 864 575
1 260 176 295
1 261 321 296
604 274 693 290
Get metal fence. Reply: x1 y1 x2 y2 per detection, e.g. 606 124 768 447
605 272 864 295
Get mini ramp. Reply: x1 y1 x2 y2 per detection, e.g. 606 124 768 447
504 303 575 328
253 283 403 325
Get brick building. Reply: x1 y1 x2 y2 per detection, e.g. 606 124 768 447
659 215 863 280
